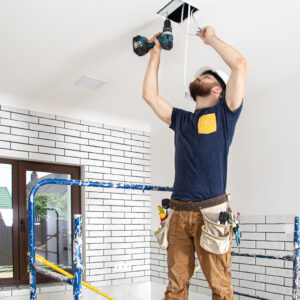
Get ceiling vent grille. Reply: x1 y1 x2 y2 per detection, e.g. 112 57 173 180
74 75 106 89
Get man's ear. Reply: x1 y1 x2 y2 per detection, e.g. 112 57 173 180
211 86 222 97
219 87 223 98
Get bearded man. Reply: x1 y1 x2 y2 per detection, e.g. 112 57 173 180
142 26 247 300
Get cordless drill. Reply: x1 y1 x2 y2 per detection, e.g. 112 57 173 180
132 19 173 56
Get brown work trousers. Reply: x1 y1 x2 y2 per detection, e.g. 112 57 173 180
164 199 234 300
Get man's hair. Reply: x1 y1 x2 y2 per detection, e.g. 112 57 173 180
201 70 226 99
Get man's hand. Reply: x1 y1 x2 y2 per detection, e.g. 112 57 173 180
149 32 162 55
197 26 216 45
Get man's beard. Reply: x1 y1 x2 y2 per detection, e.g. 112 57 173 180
189 79 217 101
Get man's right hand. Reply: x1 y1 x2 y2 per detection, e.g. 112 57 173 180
149 32 162 55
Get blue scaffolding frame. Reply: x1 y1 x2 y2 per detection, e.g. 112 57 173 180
28 178 300 300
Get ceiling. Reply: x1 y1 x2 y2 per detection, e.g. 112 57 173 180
0 0 299 131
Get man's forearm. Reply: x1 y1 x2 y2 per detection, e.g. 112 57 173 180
142 53 160 100
209 36 246 70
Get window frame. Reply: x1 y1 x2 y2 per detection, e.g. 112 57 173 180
0 158 19 285
0 158 81 285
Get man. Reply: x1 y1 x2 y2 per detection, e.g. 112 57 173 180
142 25 247 300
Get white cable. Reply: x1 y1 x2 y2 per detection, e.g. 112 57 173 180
192 11 202 34
181 3 184 23
184 4 192 99
190 9 199 31
178 23 197 36
178 7 201 36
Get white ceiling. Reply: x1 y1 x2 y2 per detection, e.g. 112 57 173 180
0 0 299 131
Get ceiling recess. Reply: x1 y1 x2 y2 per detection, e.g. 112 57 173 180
74 75 106 90
157 0 198 23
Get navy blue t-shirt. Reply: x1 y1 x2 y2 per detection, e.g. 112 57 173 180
169 96 243 202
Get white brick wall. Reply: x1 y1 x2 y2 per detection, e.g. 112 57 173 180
2 103 299 299
151 214 299 299
0 104 151 294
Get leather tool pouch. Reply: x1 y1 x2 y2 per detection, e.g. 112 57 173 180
199 201 234 255
154 207 175 250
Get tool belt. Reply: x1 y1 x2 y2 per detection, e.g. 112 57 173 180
154 194 236 254
169 194 229 211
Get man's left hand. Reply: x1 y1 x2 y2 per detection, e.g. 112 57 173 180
197 26 216 45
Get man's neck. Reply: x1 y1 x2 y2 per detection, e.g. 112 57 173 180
195 95 219 110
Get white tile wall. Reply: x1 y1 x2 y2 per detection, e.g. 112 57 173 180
0 104 151 296
151 214 299 300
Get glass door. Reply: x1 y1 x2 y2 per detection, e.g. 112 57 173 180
26 171 72 268
19 161 80 282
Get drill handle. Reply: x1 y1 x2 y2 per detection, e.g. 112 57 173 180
147 34 162 50
147 42 155 49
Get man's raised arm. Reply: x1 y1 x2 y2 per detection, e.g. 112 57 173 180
142 33 172 126
198 26 247 112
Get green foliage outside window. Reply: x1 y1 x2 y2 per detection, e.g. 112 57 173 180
26 192 69 220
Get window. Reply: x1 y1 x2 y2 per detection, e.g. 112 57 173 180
0 158 81 285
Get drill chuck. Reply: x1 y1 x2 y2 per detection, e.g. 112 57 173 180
163 19 172 33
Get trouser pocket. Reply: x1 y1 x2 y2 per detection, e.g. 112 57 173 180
154 208 175 250
199 201 233 255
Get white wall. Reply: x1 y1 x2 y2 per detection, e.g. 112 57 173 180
227 75 300 215
150 123 174 232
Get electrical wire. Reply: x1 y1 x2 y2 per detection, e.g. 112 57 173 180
184 4 192 100
190 8 200 32
180 5 202 100
181 3 184 23
192 11 202 34
160 4 203 100
179 6 202 36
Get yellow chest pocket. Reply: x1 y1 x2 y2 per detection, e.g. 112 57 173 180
197 113 217 134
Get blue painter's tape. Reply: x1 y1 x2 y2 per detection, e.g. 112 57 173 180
231 251 293 261
234 291 267 299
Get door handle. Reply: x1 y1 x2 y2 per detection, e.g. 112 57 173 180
20 218 25 232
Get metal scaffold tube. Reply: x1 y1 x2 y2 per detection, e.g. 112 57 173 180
73 214 82 300
28 178 173 300
28 178 300 300
292 216 299 300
